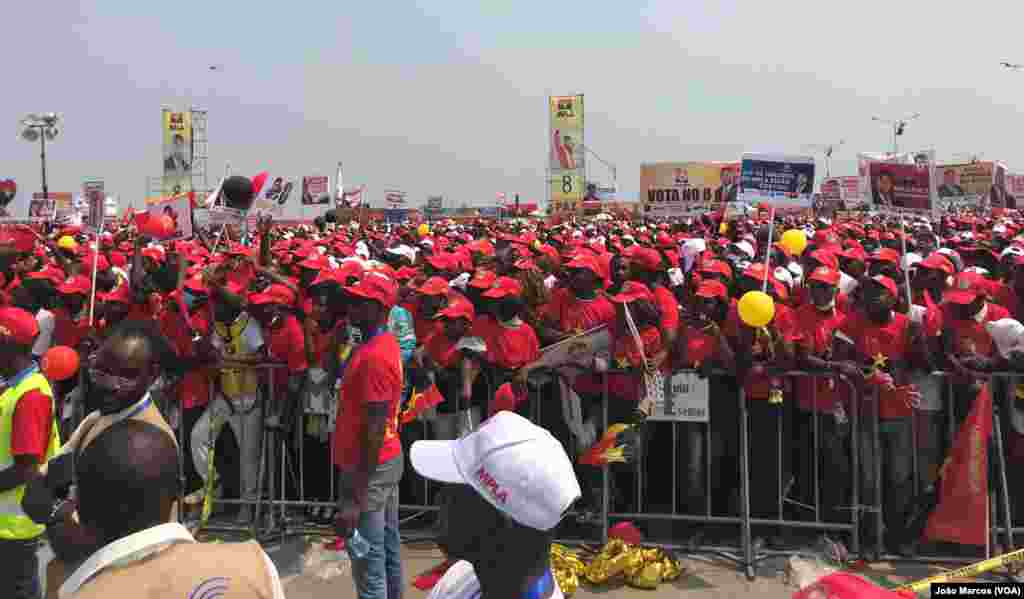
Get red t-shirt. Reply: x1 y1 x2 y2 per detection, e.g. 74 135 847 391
941 302 1010 358
52 307 92 349
161 308 211 410
991 283 1022 319
791 304 848 413
541 288 615 333
838 311 914 419
267 314 309 373
332 331 403 470
425 332 462 369
725 302 798 400
652 285 680 336
11 390 54 461
484 321 541 370
574 326 663 402
675 324 720 369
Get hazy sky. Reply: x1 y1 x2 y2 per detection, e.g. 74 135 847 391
3 1 1024 218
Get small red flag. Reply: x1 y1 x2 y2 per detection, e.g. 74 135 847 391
924 383 993 546
400 384 444 425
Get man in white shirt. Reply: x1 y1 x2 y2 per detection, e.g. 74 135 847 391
57 419 285 598
410 411 581 599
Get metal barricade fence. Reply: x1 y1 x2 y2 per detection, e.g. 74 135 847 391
159 361 1023 578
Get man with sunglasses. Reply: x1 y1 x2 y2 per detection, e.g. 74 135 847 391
21 320 177 598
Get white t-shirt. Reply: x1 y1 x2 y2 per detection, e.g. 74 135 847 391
33 308 55 357
427 561 563 599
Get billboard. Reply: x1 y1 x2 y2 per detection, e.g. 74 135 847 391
868 160 934 213
640 162 739 216
0 179 19 220
82 179 105 231
384 189 407 205
739 153 816 208
1008 172 1024 199
161 110 192 195
549 95 584 213
819 176 863 208
301 175 330 205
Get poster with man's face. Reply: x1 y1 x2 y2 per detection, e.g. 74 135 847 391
161 110 192 195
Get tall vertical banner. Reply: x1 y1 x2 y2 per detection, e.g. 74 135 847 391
161 109 192 195
549 95 585 214
866 150 936 215
0 179 18 220
82 179 105 232
640 162 739 217
738 153 815 209
301 175 330 205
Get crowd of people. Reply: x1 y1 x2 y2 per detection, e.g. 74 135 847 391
2 205 1024 597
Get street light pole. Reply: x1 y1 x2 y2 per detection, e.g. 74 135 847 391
20 113 61 198
871 113 920 157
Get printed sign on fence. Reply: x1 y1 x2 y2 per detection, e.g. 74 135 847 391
648 372 709 422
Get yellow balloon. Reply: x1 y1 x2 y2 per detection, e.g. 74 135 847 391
57 236 78 251
738 290 775 328
417 224 430 237
780 229 807 255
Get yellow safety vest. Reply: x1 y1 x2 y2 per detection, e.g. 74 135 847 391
0 370 61 540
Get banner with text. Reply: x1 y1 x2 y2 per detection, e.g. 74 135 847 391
301 175 330 205
738 153 815 209
161 109 192 195
640 162 740 216
82 180 105 232
867 156 935 214
935 162 997 210
549 95 585 214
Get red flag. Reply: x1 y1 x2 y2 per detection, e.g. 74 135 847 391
413 560 454 591
924 383 993 546
400 384 444 425
251 171 269 196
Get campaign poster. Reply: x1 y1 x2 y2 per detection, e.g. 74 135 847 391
161 110 192 195
0 179 19 220
640 162 740 217
549 95 585 214
934 161 998 211
301 175 330 205
28 193 60 222
868 162 933 213
82 180 105 232
738 153 816 208
147 195 193 241
1007 172 1024 204
384 189 407 205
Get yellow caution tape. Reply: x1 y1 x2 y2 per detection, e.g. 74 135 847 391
896 548 1024 593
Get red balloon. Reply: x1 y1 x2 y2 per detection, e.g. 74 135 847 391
142 215 175 239
41 346 80 382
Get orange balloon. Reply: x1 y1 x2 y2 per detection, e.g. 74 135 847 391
144 214 175 238
41 346 80 382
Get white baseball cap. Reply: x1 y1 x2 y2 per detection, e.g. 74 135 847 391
410 411 581 531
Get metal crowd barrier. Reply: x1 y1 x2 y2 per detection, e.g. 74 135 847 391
153 360 1023 580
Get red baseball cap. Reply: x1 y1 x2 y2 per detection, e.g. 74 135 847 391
482 276 523 299
694 279 728 300
58 275 91 296
299 254 330 271
26 266 66 287
918 253 955 275
100 285 132 305
184 274 209 293
0 307 38 346
417 276 450 297
808 249 838 271
565 254 602 276
436 297 476 321
426 253 456 272
395 266 419 281
945 272 984 305
868 275 899 297
468 270 497 289
808 266 841 287
343 271 398 308
628 246 664 272
868 248 900 264
697 259 733 280
609 281 653 304
249 284 297 306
